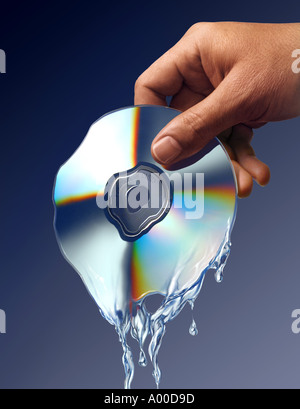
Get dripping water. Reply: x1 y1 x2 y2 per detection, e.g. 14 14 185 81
188 300 198 336
107 230 233 389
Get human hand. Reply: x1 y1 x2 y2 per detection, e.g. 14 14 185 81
134 22 300 197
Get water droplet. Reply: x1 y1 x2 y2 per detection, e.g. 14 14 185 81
215 269 224 283
189 319 198 336
139 349 147 367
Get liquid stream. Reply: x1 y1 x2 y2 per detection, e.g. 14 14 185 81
100 231 232 389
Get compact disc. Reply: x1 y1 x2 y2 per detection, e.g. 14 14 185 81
53 106 237 314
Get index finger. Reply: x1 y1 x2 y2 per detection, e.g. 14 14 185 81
134 48 184 106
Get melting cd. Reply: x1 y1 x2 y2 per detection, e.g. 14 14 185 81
53 106 237 388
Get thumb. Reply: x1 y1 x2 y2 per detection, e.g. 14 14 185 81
151 75 245 166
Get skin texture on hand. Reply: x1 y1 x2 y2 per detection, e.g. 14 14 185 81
134 22 300 197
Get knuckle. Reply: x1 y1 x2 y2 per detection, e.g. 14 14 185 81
180 110 204 147
185 22 201 35
185 22 212 36
134 71 155 95
135 70 153 90
134 75 145 92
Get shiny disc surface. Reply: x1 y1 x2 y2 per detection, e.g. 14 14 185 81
53 106 237 317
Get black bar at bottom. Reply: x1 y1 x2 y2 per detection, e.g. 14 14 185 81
101 389 200 405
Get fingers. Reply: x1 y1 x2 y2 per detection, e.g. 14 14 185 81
170 84 206 111
151 72 244 166
134 28 213 107
220 125 270 197
219 137 253 198
134 48 184 106
231 160 254 198
229 125 271 187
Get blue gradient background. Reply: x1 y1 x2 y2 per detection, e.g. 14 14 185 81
0 0 300 389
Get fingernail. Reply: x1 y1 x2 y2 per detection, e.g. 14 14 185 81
152 136 182 164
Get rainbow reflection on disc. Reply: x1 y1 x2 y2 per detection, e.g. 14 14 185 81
53 105 237 388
